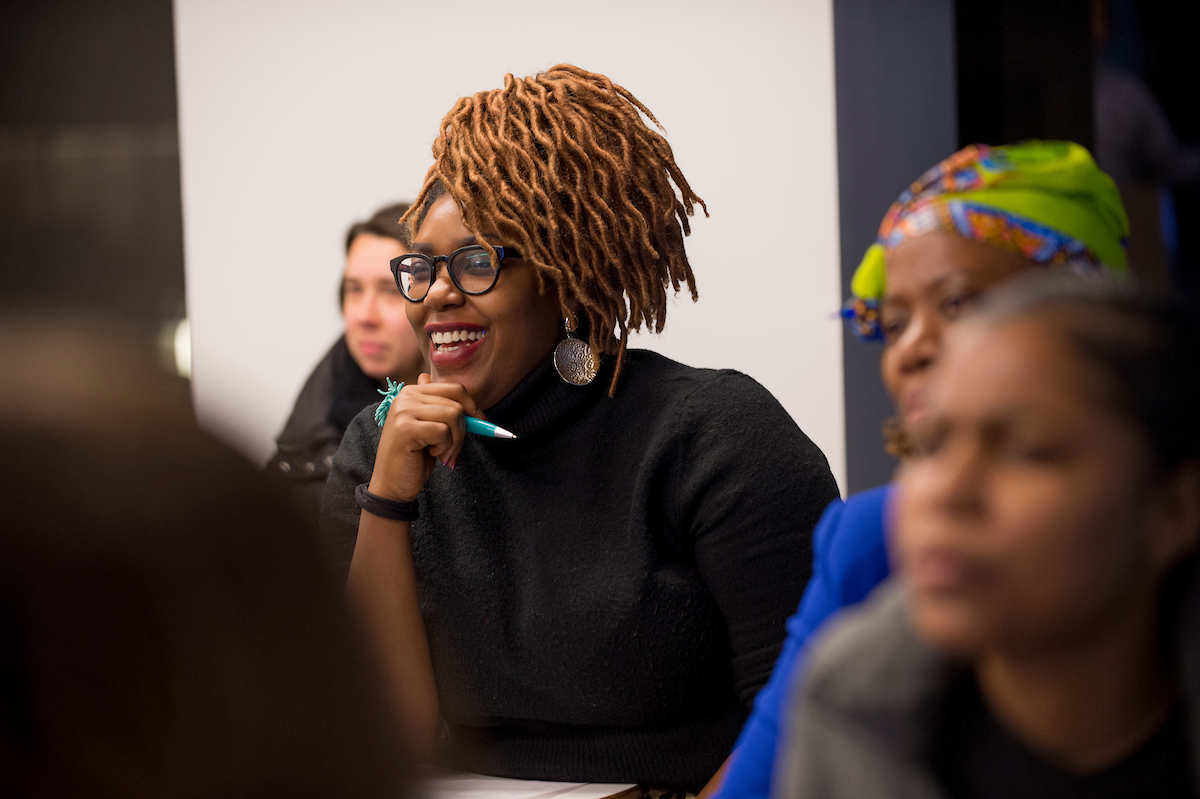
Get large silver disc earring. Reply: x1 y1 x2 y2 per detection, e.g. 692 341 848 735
553 314 598 386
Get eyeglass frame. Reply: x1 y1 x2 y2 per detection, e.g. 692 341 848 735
389 245 521 302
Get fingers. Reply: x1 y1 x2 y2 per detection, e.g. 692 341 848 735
386 387 467 463
395 405 465 462
402 377 484 420
395 421 460 465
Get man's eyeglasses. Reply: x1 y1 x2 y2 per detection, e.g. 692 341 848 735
389 245 520 302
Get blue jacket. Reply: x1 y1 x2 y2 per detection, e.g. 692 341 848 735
714 485 894 799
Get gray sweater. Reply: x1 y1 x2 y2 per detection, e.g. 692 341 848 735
774 565 1200 798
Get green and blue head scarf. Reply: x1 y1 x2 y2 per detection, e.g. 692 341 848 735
843 141 1130 341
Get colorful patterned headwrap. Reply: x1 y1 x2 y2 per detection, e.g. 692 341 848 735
843 141 1130 341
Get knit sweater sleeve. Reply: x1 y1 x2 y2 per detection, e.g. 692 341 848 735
669 372 841 706
319 403 382 575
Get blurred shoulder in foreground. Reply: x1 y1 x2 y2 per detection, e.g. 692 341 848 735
0 307 408 798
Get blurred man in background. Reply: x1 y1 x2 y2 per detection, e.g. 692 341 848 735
267 202 424 521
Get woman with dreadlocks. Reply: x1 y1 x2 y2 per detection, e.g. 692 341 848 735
319 65 840 793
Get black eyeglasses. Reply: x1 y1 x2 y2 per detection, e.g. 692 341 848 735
389 245 520 302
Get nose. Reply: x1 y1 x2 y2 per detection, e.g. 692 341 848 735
422 260 464 310
894 309 940 377
350 288 382 328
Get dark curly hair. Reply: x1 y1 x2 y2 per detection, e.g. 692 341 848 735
339 202 411 307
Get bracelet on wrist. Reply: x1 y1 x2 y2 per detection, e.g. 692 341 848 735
355 483 419 522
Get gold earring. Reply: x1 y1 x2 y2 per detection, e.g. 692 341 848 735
553 314 598 386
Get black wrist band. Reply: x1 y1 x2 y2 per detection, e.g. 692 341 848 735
355 483 419 522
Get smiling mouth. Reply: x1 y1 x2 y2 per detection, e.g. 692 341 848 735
430 329 487 352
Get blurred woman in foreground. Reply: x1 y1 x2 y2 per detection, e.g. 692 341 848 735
0 311 406 798
777 277 1200 798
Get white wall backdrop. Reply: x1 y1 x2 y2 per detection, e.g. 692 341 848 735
174 0 846 489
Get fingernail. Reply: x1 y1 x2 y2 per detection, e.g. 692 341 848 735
450 457 457 470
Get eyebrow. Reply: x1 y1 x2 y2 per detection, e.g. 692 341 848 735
410 235 479 255
883 272 968 305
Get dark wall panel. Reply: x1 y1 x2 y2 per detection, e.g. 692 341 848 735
956 0 1093 150
833 0 958 492
0 0 177 125
0 0 184 325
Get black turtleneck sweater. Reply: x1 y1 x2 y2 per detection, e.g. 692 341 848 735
320 350 840 791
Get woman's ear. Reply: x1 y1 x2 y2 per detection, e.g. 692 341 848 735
1150 460 1200 574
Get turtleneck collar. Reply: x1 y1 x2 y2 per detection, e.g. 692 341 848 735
483 352 611 439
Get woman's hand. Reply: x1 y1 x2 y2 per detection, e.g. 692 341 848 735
367 373 483 502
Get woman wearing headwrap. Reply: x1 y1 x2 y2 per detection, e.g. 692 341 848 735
708 141 1130 799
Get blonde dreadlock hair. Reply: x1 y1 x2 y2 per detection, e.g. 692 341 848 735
399 64 707 396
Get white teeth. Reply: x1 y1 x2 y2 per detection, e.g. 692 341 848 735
431 329 485 347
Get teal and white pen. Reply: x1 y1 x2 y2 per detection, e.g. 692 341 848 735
375 380 516 439
464 416 517 439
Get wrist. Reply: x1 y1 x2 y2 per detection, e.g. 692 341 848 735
355 483 419 522
367 476 420 505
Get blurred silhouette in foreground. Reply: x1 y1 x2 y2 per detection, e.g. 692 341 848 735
0 309 407 798
778 277 1200 797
